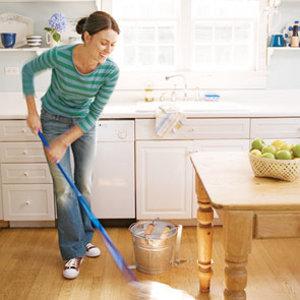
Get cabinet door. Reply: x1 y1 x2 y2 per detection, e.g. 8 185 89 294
136 140 193 219
191 139 250 218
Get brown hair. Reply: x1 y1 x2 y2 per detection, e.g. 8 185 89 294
76 11 120 41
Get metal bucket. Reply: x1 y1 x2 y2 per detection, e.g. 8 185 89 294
129 220 179 275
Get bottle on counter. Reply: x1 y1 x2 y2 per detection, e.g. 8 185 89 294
291 21 299 48
144 82 154 102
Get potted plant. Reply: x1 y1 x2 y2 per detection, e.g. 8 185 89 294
45 12 67 47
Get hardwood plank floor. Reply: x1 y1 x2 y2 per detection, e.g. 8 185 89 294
0 226 299 300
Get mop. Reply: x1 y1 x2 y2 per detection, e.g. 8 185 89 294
38 131 194 300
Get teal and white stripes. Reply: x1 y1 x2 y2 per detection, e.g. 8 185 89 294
22 44 119 133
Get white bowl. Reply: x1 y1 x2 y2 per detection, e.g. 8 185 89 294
27 42 42 47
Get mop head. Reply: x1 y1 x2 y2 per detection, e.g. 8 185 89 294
130 280 195 300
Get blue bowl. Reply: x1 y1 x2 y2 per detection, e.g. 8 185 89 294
1 33 17 48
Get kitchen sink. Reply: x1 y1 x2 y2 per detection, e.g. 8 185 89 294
135 101 250 113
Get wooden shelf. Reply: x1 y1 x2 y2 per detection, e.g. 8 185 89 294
0 0 94 2
0 47 49 55
0 47 49 51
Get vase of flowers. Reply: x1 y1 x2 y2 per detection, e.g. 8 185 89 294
45 12 67 47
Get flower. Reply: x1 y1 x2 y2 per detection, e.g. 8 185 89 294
44 13 67 43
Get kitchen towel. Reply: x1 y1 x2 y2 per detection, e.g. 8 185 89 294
155 105 185 137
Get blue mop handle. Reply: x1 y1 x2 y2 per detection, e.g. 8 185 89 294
38 131 137 283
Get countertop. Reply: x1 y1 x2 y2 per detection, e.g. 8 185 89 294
1 90 300 119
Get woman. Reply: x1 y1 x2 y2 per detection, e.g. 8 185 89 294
22 11 120 279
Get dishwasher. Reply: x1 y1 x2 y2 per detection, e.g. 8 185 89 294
90 120 135 219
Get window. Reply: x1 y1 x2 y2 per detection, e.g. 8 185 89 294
110 0 179 71
101 0 268 89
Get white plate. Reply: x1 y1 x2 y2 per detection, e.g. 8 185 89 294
0 13 33 48
27 35 42 39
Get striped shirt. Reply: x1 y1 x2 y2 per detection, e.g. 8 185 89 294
22 44 119 133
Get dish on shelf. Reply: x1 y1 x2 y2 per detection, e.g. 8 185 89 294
26 35 42 47
0 13 33 48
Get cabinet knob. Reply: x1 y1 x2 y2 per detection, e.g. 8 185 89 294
25 200 30 206
22 150 28 155
23 172 29 177
22 128 27 133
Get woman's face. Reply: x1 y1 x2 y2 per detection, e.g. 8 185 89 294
84 29 119 64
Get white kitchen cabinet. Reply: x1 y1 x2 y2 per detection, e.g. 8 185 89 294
136 140 194 219
136 118 250 220
0 120 55 223
250 118 300 139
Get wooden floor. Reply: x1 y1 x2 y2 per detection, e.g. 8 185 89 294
0 226 300 300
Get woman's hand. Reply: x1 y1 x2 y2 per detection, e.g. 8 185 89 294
26 112 41 134
45 136 69 164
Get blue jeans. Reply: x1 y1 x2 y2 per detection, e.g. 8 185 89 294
41 109 97 260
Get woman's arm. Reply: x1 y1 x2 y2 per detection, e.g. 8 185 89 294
22 48 58 134
46 125 84 164
25 95 41 134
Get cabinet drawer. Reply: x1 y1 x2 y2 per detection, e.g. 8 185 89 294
254 211 300 238
136 118 250 140
250 118 300 139
0 142 46 163
1 164 52 184
2 184 55 221
193 139 249 152
0 121 37 141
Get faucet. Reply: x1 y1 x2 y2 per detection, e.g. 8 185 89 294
165 74 188 101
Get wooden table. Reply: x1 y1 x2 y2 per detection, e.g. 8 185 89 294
190 152 300 300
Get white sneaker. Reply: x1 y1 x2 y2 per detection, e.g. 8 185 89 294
63 257 83 279
85 243 101 258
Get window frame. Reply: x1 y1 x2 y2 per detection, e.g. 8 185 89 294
101 0 268 90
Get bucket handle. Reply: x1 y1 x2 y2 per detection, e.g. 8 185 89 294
172 224 183 266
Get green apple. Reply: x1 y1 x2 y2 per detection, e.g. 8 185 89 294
250 149 262 157
251 138 265 151
292 144 300 158
261 152 275 159
271 139 286 150
275 150 292 160
262 145 276 155
279 143 292 151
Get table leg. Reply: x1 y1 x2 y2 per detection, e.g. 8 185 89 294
195 174 214 293
223 211 253 300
